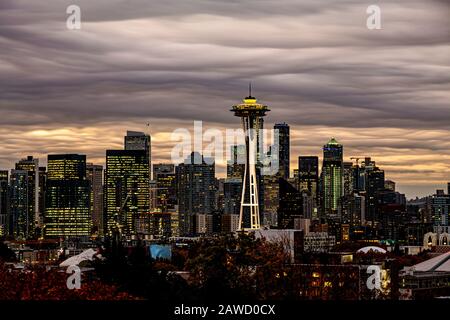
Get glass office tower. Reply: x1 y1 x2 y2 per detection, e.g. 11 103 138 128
44 154 90 238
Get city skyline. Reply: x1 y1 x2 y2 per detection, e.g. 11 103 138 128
1 0 450 306
1 0 449 198
0 123 447 199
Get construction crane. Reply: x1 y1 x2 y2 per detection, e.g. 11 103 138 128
111 193 130 244
114 194 131 234
112 188 138 242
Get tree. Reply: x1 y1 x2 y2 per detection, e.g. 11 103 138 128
0 263 136 300
93 236 194 301
185 233 291 301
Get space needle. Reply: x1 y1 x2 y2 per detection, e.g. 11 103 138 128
231 85 270 231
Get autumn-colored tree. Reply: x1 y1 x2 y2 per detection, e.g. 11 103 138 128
185 233 291 301
0 263 136 300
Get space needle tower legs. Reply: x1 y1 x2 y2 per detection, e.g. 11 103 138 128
231 87 270 231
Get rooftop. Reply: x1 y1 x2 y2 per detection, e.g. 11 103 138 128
410 251 450 272
327 137 341 145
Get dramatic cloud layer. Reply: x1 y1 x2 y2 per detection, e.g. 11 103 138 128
0 0 449 198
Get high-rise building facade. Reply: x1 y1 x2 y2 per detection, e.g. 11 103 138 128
223 178 242 216
347 157 386 227
44 154 91 238
15 157 40 234
37 166 46 229
274 123 290 179
297 157 319 220
135 211 172 239
343 161 354 197
0 171 9 236
366 166 385 224
262 175 279 227
153 164 177 211
298 156 319 209
227 145 245 179
176 152 215 236
340 193 366 229
431 190 450 226
105 150 150 238
352 157 376 192
10 170 28 239
125 130 151 178
86 163 103 236
376 189 406 240
153 164 175 177
278 178 302 229
222 213 240 233
385 180 396 191
321 138 343 217
195 213 214 235
216 178 225 213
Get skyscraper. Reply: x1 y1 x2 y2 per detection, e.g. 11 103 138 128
9 170 29 239
44 154 91 238
375 188 406 241
153 163 177 211
343 161 354 197
216 178 225 212
227 145 245 179
105 149 150 238
298 156 319 197
298 157 319 192
274 123 290 179
231 90 270 230
366 166 385 224
278 178 302 229
86 163 103 236
321 138 343 217
351 157 385 227
176 152 215 236
355 157 376 191
431 190 450 226
340 193 366 229
14 156 44 237
153 164 175 178
125 130 151 179
37 166 47 229
0 171 9 237
298 156 319 220
262 175 279 227
224 178 242 216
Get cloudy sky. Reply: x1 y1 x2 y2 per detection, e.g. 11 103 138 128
0 0 449 198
